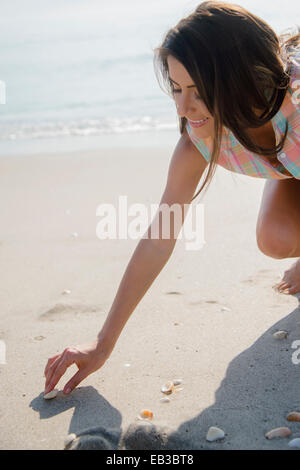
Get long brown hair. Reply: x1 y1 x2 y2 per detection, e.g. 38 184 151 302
154 1 300 201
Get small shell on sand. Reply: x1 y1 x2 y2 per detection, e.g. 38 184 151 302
273 330 288 339
160 397 170 403
71 232 79 238
173 379 183 386
265 427 291 439
174 387 184 393
220 306 231 312
62 289 71 295
64 433 77 448
44 389 59 400
161 381 174 395
286 411 300 422
288 438 300 449
138 409 153 420
206 426 225 442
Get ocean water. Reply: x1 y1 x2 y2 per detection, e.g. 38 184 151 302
0 0 299 154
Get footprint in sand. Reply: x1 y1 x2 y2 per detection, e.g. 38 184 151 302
165 291 182 295
189 299 219 306
241 269 274 285
39 303 99 321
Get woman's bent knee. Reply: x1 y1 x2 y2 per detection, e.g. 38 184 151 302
256 226 297 259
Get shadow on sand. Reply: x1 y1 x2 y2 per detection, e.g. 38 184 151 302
31 294 300 450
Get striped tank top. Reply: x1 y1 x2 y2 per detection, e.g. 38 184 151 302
186 50 300 180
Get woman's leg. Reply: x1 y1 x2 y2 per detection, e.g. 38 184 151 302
256 178 300 294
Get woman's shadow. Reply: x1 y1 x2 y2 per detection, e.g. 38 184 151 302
31 294 300 450
30 385 123 449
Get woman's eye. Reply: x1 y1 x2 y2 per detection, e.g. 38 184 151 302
171 87 201 101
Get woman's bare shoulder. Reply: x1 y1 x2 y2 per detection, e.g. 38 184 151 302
161 129 208 206
172 128 208 174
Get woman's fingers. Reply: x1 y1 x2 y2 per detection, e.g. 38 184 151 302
63 369 87 395
44 342 110 395
44 348 77 394
44 353 61 378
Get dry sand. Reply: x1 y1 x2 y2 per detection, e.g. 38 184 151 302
0 145 300 450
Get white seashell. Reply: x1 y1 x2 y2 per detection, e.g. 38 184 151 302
124 363 131 367
273 330 288 339
71 232 78 238
220 306 231 312
206 426 225 442
44 389 59 400
265 427 291 439
62 289 71 295
161 381 174 394
160 397 170 403
64 433 77 448
173 379 183 386
288 438 300 449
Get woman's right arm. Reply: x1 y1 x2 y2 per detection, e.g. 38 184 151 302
44 133 207 395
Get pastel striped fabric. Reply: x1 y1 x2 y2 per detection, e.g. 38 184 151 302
186 50 300 180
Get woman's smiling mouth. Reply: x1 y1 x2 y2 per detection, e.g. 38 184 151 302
188 117 209 128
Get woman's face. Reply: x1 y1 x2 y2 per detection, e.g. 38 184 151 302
167 55 214 140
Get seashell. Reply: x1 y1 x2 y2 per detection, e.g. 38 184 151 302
64 433 77 449
286 411 300 422
138 409 153 420
265 427 291 439
206 426 225 442
288 438 300 449
124 363 131 367
44 389 59 400
174 387 184 393
160 397 170 403
71 232 78 238
273 330 288 339
62 289 71 295
173 379 183 386
220 306 231 312
161 381 174 394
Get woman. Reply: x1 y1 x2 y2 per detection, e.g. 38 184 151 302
44 1 300 396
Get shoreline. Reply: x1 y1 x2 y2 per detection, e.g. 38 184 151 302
0 128 180 158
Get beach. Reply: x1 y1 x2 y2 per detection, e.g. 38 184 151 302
0 144 300 450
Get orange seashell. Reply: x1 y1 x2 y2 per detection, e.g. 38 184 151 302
265 427 291 439
287 411 300 422
139 409 153 420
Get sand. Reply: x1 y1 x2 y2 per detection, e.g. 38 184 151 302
0 144 300 450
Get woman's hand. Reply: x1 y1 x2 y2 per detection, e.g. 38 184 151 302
44 339 111 395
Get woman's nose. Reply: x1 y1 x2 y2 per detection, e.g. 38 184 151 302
176 94 193 117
